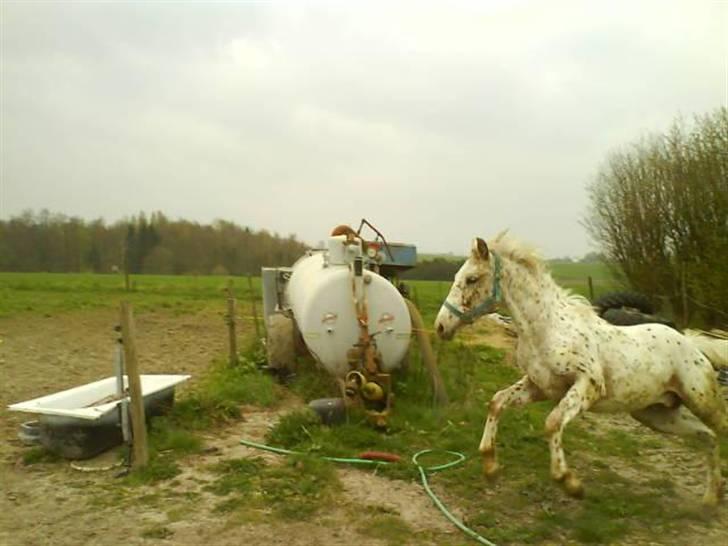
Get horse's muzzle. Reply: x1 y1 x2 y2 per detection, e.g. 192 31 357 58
435 319 454 340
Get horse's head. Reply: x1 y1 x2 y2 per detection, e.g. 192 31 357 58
435 237 502 340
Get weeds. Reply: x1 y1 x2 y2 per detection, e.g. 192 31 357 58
265 409 321 448
21 446 62 465
140 524 174 539
356 513 413 545
125 454 181 485
124 342 276 485
206 457 265 496
149 417 204 454
166 345 279 430
206 455 341 521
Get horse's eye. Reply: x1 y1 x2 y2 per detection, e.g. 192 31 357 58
465 275 480 285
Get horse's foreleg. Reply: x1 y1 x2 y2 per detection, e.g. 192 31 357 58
545 378 600 497
479 375 545 478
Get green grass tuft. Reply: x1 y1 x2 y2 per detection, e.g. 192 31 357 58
140 524 174 539
262 455 342 520
21 446 62 465
206 455 341 520
168 350 280 430
207 457 265 497
125 455 181 485
264 408 322 448
356 513 413 545
149 417 204 454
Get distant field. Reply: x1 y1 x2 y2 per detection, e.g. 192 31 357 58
548 261 617 282
416 253 464 262
547 261 621 298
0 262 620 319
0 272 260 318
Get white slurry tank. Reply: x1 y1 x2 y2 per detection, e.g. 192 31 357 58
285 235 412 377
262 222 420 426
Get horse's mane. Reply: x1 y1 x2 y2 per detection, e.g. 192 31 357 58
489 230 544 272
489 231 597 317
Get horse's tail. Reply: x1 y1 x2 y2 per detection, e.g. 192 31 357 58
684 330 728 370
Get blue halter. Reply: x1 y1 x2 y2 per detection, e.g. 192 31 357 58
443 252 502 324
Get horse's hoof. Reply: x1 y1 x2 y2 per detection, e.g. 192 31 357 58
702 479 725 506
560 472 584 498
482 458 500 480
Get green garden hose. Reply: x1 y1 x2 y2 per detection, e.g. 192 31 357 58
239 438 497 546
239 438 387 466
412 450 496 546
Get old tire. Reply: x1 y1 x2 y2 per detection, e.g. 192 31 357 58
18 421 42 446
266 313 296 374
601 308 676 330
593 292 655 316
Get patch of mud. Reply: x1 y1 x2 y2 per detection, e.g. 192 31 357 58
338 468 456 534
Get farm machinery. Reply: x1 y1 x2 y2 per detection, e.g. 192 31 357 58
261 221 426 427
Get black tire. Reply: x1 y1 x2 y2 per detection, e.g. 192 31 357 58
601 308 678 330
718 368 728 387
593 291 655 315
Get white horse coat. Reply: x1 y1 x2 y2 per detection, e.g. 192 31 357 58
435 233 727 505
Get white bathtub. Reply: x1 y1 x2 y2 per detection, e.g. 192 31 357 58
8 374 191 459
9 374 190 422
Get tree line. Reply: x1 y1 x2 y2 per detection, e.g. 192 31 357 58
0 210 309 275
585 107 727 327
401 257 464 281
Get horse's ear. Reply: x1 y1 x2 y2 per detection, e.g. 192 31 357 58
471 237 489 261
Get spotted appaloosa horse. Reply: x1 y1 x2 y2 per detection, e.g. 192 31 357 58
435 233 728 505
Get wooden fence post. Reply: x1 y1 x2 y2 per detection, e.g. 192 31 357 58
120 302 148 469
122 242 131 292
681 263 689 327
226 279 238 366
248 275 261 341
588 276 594 301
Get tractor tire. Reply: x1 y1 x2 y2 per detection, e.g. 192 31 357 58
601 308 677 330
266 313 296 374
593 291 655 316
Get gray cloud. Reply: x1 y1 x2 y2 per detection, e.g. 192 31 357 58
1 1 725 257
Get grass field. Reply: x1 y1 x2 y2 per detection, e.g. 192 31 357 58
3 268 726 545
0 261 620 318
0 272 261 317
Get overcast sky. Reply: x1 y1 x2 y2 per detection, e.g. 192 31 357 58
1 1 726 257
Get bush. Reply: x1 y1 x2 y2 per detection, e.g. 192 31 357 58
585 108 728 327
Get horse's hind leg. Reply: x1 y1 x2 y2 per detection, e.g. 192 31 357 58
674 361 728 504
479 375 545 478
545 377 600 498
632 404 723 506
676 364 728 436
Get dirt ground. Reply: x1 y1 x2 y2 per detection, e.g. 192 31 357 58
1 311 727 545
0 309 457 546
